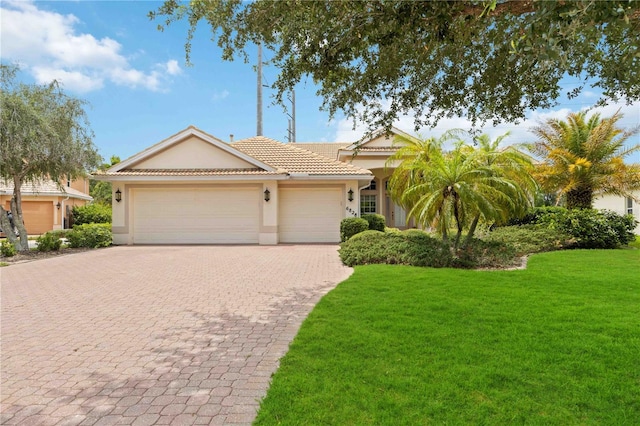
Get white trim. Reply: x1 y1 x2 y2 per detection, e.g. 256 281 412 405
109 126 276 173
342 126 415 151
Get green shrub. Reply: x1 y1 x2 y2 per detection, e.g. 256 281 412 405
48 229 72 239
67 223 112 248
348 230 384 241
340 217 369 242
361 214 386 232
72 203 112 226
453 239 518 269
339 231 453 268
36 232 62 252
539 208 636 249
480 225 574 255
1 239 17 257
507 206 567 226
384 227 401 233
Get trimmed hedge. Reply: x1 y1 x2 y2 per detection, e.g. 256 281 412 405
339 230 453 268
67 223 112 248
340 217 369 242
361 214 386 232
480 225 574 256
72 203 112 226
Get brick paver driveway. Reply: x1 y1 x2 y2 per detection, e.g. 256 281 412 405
1 245 353 425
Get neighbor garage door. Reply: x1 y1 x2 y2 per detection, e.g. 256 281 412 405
279 187 342 243
132 187 260 244
4 201 53 235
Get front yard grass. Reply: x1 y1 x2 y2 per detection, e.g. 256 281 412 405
255 249 640 425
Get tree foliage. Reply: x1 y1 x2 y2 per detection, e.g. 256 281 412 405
387 132 535 247
0 64 101 250
90 155 121 205
151 0 640 133
529 110 640 209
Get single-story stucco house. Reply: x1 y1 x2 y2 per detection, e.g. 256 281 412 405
94 125 391 245
0 179 92 235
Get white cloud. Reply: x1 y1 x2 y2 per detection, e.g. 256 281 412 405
165 60 182 76
212 90 230 102
31 66 104 92
0 0 180 93
332 100 640 154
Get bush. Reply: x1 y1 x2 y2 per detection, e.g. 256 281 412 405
1 239 17 257
507 206 567 226
340 217 369 242
36 232 62 252
72 203 112 226
339 231 453 268
539 208 636 249
361 214 386 232
453 239 518 269
67 223 112 248
48 229 72 239
480 225 574 255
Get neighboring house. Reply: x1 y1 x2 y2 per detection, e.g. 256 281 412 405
93 126 372 245
593 193 640 234
0 179 93 234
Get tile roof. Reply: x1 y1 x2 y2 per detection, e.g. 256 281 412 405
95 168 282 176
232 136 371 176
0 180 92 200
288 143 350 160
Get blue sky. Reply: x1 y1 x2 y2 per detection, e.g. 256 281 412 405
2 0 639 163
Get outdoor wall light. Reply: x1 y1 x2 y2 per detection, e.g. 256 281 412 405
264 188 270 202
115 188 122 203
56 202 61 210
348 188 354 202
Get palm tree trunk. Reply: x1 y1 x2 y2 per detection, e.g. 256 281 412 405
464 213 481 247
566 186 593 209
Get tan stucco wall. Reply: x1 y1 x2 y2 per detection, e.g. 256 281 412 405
132 136 256 170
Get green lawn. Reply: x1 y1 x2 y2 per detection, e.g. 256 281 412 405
255 249 640 425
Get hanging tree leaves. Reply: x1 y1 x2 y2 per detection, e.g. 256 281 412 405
0 64 101 250
150 0 640 132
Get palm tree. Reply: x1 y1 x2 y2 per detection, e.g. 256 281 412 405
529 110 640 209
387 132 534 248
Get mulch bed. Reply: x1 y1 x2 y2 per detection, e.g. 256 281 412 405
1 247 93 265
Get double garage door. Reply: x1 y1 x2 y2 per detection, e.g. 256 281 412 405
131 186 342 244
132 187 260 244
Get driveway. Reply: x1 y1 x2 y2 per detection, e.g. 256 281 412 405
1 245 353 425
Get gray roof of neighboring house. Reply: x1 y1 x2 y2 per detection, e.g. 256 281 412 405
0 180 92 201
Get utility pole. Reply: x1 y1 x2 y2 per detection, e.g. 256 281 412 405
291 89 296 143
257 43 263 136
286 89 296 142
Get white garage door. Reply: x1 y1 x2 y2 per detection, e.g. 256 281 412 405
133 187 260 244
279 187 342 243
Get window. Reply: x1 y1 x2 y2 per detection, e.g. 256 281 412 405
627 197 634 215
360 195 377 215
363 180 377 190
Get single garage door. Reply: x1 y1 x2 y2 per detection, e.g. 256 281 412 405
279 187 342 243
132 187 260 244
4 201 53 235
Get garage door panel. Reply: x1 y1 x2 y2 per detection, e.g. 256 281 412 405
279 188 342 243
133 187 260 244
6 201 53 235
